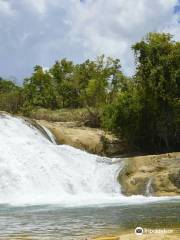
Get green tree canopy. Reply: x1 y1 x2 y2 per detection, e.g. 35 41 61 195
23 65 58 109
0 77 23 113
102 32 180 153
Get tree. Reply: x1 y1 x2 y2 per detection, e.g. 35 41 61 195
23 66 58 109
0 77 23 113
82 55 124 107
102 81 141 149
132 32 180 152
0 77 19 93
50 59 77 108
102 32 180 153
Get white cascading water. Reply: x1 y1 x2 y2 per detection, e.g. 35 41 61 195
1 114 178 207
0 114 122 206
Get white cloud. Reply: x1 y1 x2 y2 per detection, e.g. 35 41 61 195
25 0 47 14
68 0 180 74
23 0 68 15
0 0 179 81
0 0 15 15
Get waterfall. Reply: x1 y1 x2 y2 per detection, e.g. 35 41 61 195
0 114 123 206
145 178 153 196
41 125 57 144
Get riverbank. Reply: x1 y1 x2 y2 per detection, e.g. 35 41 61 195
92 229 180 240
6 230 180 240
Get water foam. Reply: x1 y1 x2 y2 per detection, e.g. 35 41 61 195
0 114 179 207
0 114 122 205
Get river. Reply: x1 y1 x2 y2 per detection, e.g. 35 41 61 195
0 200 179 239
0 114 179 239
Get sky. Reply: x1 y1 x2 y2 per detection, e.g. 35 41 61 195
0 0 180 83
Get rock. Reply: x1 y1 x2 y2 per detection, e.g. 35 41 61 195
118 152 180 196
36 120 127 156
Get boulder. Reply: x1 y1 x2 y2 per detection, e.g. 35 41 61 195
118 152 180 196
36 120 127 156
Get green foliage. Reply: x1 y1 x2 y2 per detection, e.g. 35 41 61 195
49 59 77 108
102 32 180 153
82 56 122 108
0 77 18 93
0 78 23 113
23 65 58 109
1 32 179 153
102 86 141 146
133 32 180 152
48 56 123 109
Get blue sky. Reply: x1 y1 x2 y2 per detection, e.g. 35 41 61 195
0 0 179 83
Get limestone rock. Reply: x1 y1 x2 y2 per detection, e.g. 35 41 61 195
36 120 127 156
118 152 180 196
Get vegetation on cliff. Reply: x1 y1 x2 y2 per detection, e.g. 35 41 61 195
0 32 179 154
